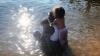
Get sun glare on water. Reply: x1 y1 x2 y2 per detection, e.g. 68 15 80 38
15 5 37 55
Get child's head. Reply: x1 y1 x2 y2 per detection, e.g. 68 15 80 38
52 6 65 19
41 19 49 29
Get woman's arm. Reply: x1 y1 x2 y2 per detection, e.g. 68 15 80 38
59 30 68 47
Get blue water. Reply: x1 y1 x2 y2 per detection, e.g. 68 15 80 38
0 0 100 56
0 0 66 56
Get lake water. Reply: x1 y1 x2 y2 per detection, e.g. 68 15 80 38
0 0 100 56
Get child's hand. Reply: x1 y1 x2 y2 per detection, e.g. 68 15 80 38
33 31 41 40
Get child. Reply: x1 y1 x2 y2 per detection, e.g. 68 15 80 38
34 11 56 56
33 11 54 42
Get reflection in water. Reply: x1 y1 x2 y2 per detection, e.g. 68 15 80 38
16 5 33 54
14 5 42 55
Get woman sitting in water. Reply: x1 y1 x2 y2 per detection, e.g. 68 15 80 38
51 6 68 55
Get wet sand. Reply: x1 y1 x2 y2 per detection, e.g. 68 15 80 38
66 7 100 56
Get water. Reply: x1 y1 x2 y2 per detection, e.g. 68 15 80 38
0 0 63 56
0 0 100 56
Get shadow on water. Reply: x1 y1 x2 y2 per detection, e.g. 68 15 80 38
65 46 75 56
40 38 75 56
43 46 75 56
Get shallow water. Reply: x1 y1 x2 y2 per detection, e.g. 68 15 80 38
0 0 100 56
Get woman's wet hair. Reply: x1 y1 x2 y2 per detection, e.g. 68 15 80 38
52 6 65 19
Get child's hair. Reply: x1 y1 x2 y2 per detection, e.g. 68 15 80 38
41 11 55 26
52 6 65 19
48 11 55 23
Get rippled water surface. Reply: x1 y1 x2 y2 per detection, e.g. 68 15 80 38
0 0 100 56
